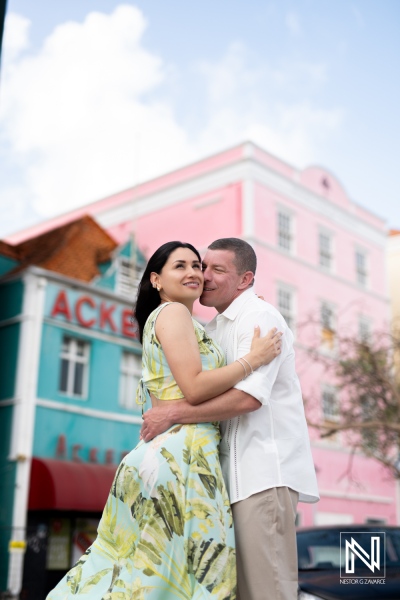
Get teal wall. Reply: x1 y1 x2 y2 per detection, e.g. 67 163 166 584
33 406 141 462
0 279 23 320
95 240 146 292
0 280 23 589
0 256 19 277
38 328 141 413
36 275 143 462
0 280 23 399
36 321 142 459
95 263 115 290
0 406 17 591
0 323 20 400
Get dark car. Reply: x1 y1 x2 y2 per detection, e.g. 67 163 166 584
297 525 400 600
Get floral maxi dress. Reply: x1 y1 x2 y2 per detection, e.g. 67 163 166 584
47 303 236 600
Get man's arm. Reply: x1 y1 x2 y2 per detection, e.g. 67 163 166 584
140 389 260 442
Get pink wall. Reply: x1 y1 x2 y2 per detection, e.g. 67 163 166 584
114 160 394 524
7 141 395 524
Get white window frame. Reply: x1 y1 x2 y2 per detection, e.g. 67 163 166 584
318 227 334 272
321 384 339 422
59 337 90 399
119 351 142 411
355 247 368 288
115 256 144 299
358 315 372 342
277 282 296 333
277 206 294 253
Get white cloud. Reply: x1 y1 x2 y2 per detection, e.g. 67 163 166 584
2 13 30 61
0 5 189 222
193 43 343 167
0 6 344 237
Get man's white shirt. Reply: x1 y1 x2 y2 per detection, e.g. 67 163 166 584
205 288 319 505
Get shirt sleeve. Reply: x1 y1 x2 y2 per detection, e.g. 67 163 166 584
233 308 286 405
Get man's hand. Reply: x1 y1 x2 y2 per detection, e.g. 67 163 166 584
140 404 174 443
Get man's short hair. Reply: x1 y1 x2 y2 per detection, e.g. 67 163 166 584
208 238 257 284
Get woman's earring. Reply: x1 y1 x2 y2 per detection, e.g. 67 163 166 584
152 283 157 289
156 285 161 292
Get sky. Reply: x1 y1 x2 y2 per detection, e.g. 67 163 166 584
0 0 399 239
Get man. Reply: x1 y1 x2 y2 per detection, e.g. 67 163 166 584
141 237 319 600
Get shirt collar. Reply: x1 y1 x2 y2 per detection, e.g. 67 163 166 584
217 287 257 321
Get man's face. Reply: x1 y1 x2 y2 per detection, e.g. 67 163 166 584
200 249 250 313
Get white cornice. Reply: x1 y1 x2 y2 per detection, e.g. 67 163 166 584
96 160 251 228
1 266 135 305
248 160 386 247
250 235 389 304
318 489 393 504
94 154 386 248
43 317 142 350
36 398 143 424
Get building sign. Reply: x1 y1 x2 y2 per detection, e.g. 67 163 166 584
47 287 139 339
55 434 128 464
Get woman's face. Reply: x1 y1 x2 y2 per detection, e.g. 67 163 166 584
151 247 204 305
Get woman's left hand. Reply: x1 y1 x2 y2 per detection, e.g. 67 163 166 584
248 326 283 369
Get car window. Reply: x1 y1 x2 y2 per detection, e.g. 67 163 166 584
297 530 341 569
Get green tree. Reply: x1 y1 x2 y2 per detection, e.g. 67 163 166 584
305 329 400 479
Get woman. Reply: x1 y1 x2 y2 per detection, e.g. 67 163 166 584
47 241 281 600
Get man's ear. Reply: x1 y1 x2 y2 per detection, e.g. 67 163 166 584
238 271 254 290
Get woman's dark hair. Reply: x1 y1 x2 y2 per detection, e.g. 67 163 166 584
134 241 201 343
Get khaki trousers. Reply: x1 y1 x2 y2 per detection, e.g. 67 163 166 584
231 487 299 600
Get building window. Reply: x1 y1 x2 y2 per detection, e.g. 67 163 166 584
277 209 293 252
355 250 368 287
277 285 295 331
116 256 144 299
319 230 333 270
322 385 339 421
119 352 142 411
59 337 90 398
365 517 387 525
321 302 335 350
358 315 372 342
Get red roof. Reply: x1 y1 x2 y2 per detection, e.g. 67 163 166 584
0 215 117 282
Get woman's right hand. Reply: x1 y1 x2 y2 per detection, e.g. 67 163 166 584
245 326 283 370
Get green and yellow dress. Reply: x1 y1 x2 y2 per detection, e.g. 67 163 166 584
47 303 236 600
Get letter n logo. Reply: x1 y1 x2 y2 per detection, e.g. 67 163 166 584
340 532 385 578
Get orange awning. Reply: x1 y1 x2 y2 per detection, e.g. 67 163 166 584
28 457 117 512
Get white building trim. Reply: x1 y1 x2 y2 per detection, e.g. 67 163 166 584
36 398 143 424
43 317 142 350
93 154 386 248
249 160 386 246
8 273 47 595
318 489 393 504
252 236 389 304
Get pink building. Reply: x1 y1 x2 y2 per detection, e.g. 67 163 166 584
7 141 397 526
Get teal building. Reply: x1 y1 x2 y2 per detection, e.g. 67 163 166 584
0 218 145 598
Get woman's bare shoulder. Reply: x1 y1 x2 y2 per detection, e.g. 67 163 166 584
155 302 192 325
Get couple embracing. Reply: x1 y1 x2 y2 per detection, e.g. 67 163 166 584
47 237 319 600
